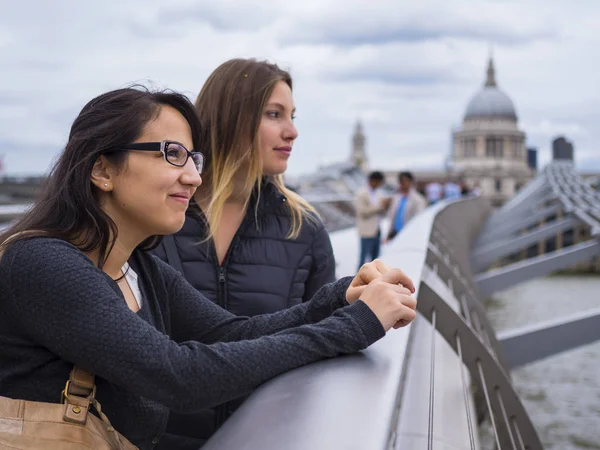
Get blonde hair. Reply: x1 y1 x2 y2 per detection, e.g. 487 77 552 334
195 58 319 239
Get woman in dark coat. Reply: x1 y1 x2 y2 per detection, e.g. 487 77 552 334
153 59 340 446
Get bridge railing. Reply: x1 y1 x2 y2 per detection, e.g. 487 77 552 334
418 197 546 449
203 196 547 450
201 205 427 449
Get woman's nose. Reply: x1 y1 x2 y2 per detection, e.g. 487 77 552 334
182 158 202 187
284 120 298 141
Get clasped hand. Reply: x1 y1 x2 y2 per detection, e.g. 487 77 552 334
345 260 417 331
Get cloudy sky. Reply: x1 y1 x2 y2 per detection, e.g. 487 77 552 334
1 0 599 177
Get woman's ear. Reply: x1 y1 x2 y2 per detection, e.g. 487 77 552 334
90 156 114 192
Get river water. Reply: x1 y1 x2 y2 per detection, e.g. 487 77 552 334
481 275 600 449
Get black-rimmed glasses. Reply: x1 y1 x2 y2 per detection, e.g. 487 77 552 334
117 140 204 174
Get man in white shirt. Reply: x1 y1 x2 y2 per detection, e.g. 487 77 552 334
354 171 390 269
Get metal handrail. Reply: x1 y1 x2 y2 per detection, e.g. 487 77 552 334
410 197 543 448
418 269 543 449
204 199 486 450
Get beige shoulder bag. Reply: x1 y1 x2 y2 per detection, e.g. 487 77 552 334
0 366 137 450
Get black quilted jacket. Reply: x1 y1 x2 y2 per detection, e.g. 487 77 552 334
152 181 336 446
153 182 336 316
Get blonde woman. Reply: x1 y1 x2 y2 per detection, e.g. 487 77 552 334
153 59 337 446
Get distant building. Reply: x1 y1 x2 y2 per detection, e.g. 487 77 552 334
451 55 533 206
527 147 538 171
350 120 369 172
552 136 574 161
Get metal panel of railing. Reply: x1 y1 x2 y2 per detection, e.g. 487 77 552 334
417 197 544 449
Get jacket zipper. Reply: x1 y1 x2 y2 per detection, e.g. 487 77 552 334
211 183 282 307
211 218 255 429
213 192 275 429
214 261 228 427
212 212 253 309
216 265 227 310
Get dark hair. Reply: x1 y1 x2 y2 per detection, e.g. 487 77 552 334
369 171 384 182
0 86 202 269
399 171 414 183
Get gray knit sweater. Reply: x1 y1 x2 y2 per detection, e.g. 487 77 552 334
0 237 385 449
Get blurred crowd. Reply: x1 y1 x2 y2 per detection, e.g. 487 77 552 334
354 171 480 268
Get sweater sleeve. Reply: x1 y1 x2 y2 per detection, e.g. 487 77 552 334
302 225 337 302
157 256 356 344
3 238 385 414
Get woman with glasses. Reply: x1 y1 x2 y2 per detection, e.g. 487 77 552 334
0 86 417 450
153 58 340 447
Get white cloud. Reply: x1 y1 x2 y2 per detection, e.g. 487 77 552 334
524 119 588 138
282 0 559 47
0 0 599 176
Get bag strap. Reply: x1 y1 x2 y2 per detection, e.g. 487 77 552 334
62 366 96 425
162 235 185 275
67 366 95 398
62 367 131 448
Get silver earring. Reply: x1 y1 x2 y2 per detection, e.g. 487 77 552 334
104 183 108 187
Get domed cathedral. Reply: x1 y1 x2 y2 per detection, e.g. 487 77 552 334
452 55 534 206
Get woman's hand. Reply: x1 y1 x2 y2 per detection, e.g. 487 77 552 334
346 259 415 304
359 269 417 331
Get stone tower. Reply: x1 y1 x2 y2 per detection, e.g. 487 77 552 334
350 120 368 172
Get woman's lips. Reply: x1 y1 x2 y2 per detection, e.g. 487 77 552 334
169 194 190 204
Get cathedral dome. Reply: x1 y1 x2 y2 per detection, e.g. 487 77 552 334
464 57 518 122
